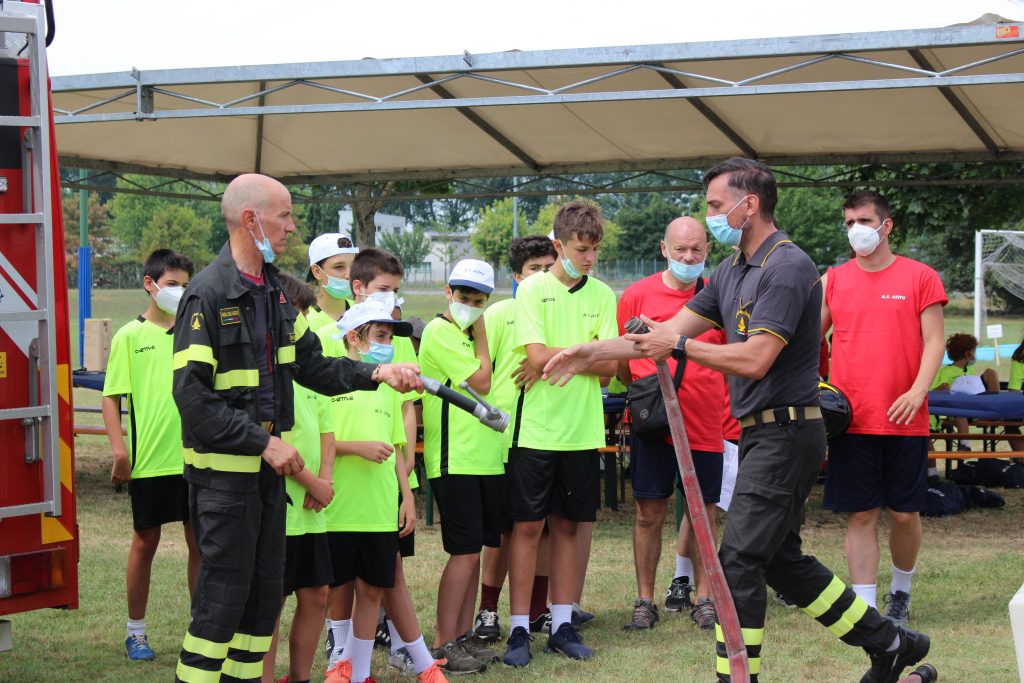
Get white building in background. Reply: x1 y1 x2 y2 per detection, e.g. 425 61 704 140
337 210 474 282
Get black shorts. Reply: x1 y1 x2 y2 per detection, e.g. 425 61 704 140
430 474 503 555
630 435 723 504
327 531 399 588
398 529 415 558
505 448 600 523
129 474 189 531
823 433 928 513
283 532 333 596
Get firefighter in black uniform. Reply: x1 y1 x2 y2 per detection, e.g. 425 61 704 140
543 158 931 683
172 173 421 683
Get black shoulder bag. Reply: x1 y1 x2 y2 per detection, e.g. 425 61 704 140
624 278 702 441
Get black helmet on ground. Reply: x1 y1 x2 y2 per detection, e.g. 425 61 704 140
819 381 852 439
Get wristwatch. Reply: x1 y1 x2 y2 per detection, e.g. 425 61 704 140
671 335 688 360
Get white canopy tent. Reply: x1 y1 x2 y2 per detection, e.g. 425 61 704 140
50 20 1024 187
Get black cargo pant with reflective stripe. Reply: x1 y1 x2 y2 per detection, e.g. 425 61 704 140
175 463 286 683
715 417 897 682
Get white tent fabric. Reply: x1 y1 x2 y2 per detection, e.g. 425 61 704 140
51 21 1024 183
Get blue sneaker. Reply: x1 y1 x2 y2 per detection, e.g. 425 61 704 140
502 626 532 668
571 606 595 627
125 634 155 661
545 622 593 661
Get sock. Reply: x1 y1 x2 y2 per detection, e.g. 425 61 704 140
406 635 435 674
891 565 915 595
387 619 406 655
887 632 901 652
529 576 549 621
852 584 877 609
550 604 573 632
479 583 501 612
675 555 693 581
510 614 529 633
350 636 374 683
126 618 146 638
330 619 351 653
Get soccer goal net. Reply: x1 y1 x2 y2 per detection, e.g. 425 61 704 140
974 230 1024 339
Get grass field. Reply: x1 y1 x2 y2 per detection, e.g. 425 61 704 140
1 288 1020 682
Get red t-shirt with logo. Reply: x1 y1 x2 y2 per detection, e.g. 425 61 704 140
825 256 947 436
617 273 726 452
723 378 741 441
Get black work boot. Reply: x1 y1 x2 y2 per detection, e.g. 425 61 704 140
861 626 930 683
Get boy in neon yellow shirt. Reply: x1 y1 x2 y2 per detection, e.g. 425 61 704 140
321 301 446 683
503 201 618 667
102 249 200 662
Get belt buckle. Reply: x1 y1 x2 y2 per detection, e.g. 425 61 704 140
772 407 793 426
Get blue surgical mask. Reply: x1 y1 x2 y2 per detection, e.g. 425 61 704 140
560 257 581 279
359 341 394 364
252 214 276 264
705 196 750 246
324 275 352 300
668 258 704 284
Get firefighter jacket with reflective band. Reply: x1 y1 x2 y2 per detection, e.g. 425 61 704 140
172 242 378 491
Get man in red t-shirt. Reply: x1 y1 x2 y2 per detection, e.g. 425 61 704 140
821 191 947 629
617 217 727 633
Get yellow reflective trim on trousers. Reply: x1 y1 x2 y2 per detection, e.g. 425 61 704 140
827 595 869 638
221 657 264 679
717 655 761 675
174 344 216 370
227 632 273 653
802 575 846 619
276 345 295 364
714 624 764 647
176 661 221 683
182 632 229 660
213 368 259 390
184 448 261 474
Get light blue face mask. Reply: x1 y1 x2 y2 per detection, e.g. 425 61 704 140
668 258 704 284
252 214 277 264
560 256 581 279
359 341 395 364
324 275 352 300
705 196 750 247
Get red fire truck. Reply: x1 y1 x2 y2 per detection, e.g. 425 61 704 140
0 0 78 650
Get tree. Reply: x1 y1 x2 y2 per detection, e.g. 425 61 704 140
610 194 684 261
530 199 625 261
774 179 847 272
138 204 215 267
379 226 432 270
61 190 122 283
471 198 532 267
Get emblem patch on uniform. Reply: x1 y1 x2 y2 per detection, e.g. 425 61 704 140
279 292 286 304
190 312 204 331
735 299 752 336
219 307 242 326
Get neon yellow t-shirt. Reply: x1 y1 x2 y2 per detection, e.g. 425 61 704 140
283 382 332 536
930 364 966 390
322 385 406 532
1009 359 1023 392
419 316 504 478
307 300 352 334
513 272 618 451
484 298 521 457
102 316 182 479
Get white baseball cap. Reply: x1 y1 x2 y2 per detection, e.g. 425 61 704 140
448 259 495 294
309 232 359 266
335 300 413 339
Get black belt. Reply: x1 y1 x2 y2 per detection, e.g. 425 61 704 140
739 405 822 429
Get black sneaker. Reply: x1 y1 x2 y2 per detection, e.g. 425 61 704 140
572 605 595 626
502 626 532 668
473 608 500 643
665 576 694 612
545 622 593 661
458 633 499 664
883 591 911 628
324 625 335 661
860 626 930 683
375 620 391 650
908 663 938 683
622 599 659 631
432 639 487 675
528 611 551 634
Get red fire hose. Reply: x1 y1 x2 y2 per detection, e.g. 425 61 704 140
656 360 749 683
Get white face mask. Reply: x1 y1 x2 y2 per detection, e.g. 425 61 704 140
153 283 185 315
847 221 884 256
449 301 483 330
366 291 397 310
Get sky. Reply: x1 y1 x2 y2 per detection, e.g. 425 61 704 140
46 0 1024 77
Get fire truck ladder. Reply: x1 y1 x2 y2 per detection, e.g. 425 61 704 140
0 2 62 521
